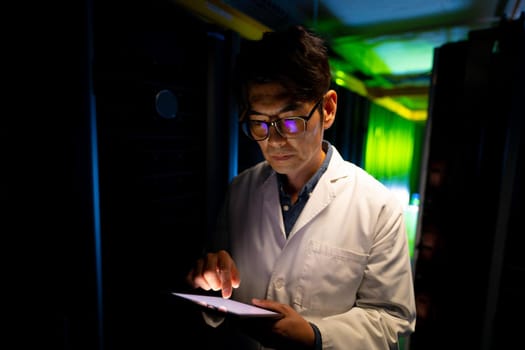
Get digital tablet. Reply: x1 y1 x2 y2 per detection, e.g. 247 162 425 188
172 292 282 318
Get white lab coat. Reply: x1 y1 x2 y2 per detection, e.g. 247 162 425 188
211 144 416 349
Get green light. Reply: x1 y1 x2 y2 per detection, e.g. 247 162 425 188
331 38 391 77
364 103 416 180
404 203 419 259
373 40 434 74
363 103 426 259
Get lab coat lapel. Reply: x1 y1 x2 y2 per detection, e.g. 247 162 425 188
261 171 288 247
288 178 335 238
289 150 350 238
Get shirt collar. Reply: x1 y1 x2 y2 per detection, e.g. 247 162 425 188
277 140 333 198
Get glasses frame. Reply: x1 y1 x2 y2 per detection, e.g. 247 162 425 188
241 98 323 141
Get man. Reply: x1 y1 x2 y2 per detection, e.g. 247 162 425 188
186 25 416 349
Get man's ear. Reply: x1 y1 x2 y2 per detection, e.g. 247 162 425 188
323 89 337 129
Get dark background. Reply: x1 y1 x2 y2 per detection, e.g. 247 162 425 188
7 1 523 349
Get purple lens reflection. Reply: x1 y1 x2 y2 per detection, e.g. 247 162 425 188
252 121 269 138
281 119 300 134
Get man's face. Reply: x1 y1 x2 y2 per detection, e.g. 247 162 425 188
246 83 326 180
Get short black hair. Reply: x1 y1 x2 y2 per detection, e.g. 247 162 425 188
233 25 332 120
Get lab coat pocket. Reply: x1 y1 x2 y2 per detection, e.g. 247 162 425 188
298 239 369 314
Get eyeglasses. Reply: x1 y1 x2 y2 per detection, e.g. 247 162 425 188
241 98 323 141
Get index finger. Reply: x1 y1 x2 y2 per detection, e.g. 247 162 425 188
217 252 240 298
219 268 233 298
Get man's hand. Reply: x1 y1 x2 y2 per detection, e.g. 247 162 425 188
240 298 316 349
186 250 241 298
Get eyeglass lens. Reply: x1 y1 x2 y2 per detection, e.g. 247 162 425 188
248 118 305 140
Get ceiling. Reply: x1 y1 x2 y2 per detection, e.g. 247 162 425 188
174 0 524 120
